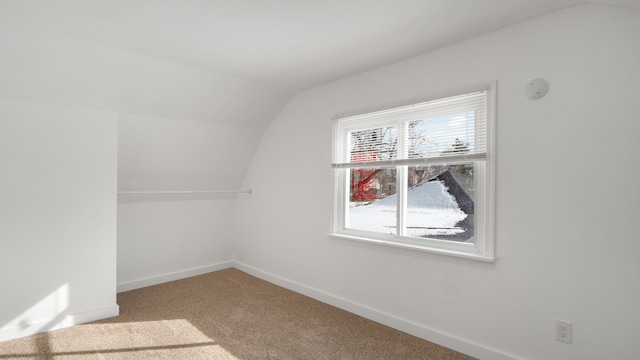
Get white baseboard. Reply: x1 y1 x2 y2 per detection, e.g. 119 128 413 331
117 261 234 293
0 304 119 343
15 261 515 359
232 261 518 360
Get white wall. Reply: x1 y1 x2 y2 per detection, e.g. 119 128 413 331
116 113 262 290
0 101 119 342
234 4 640 360
0 19 290 296
118 113 263 192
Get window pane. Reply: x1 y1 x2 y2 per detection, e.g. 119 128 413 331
347 167 396 235
405 163 475 242
408 112 476 159
350 126 397 162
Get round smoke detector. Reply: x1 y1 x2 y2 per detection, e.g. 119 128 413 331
526 79 549 100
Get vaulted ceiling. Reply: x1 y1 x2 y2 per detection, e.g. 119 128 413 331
2 0 638 94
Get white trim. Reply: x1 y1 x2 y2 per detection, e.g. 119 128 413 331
332 83 493 121
331 82 496 260
331 152 486 168
485 81 497 258
232 261 516 360
0 304 119 343
328 232 494 262
2 262 514 358
117 261 234 293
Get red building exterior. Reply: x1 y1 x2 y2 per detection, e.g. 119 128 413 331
351 154 377 201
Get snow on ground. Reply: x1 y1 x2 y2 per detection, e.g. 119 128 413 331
348 179 467 237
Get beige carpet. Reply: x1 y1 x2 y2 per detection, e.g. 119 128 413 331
0 269 475 359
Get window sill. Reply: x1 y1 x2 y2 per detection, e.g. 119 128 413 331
328 232 495 262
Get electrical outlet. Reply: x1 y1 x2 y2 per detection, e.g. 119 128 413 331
556 319 572 344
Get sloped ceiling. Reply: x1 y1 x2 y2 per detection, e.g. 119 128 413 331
1 0 639 129
3 0 638 94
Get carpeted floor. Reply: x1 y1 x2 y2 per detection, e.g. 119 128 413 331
0 269 475 359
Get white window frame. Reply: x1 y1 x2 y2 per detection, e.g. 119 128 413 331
330 84 495 261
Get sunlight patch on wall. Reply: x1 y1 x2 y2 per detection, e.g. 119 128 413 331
2 283 69 339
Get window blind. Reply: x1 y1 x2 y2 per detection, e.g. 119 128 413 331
333 90 487 168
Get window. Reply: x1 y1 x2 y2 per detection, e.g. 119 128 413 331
331 87 494 261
